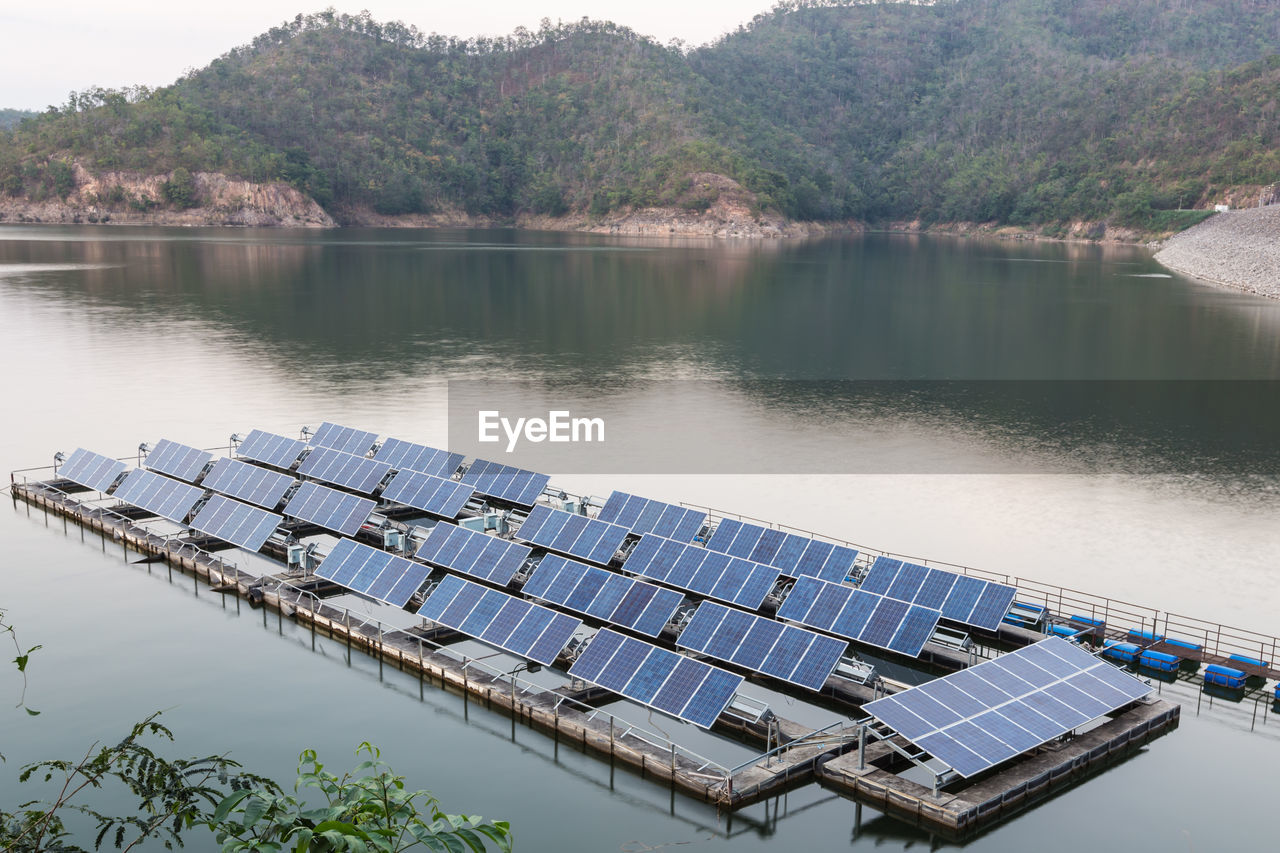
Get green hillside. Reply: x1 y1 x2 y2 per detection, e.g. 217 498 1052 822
1 1 1278 231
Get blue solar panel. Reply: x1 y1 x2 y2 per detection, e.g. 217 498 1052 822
568 629 743 728
597 492 706 542
202 457 295 509
777 576 941 657
373 438 464 478
58 448 127 492
624 534 780 610
864 637 1151 778
236 429 307 469
143 439 212 482
113 468 205 523
523 554 683 637
417 575 580 665
460 459 549 507
518 504 629 565
315 538 430 607
381 469 474 518
297 446 391 494
706 520 855 583
283 481 374 537
189 494 281 552
415 522 530 586
310 422 379 456
861 557 1017 632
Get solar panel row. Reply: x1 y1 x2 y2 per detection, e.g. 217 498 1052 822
863 637 1151 777
523 554 684 637
58 448 127 492
415 522 531 586
283 481 374 537
189 494 281 552
568 629 742 728
676 601 846 691
142 439 212 483
517 504 629 566
777 576 942 657
310 422 379 456
596 492 706 542
623 534 779 610
381 469 475 518
202 457 295 509
706 519 857 584
114 468 205 523
236 429 306 469
298 446 391 494
315 538 430 608
418 574 581 666
860 557 1018 632
460 459 549 507
373 438 463 479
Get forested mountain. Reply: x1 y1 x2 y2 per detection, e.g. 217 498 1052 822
0 109 36 131
2 0 1279 231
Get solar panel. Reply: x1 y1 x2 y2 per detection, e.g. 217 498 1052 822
113 469 205 523
596 492 706 542
777 576 942 657
568 629 743 728
236 429 306 469
310 422 379 456
460 459 550 507
381 470 475 518
863 637 1151 778
517 504 629 565
622 534 780 610
418 574 581 665
861 557 1018 632
706 519 857 584
189 494 281 552
415 522 531 586
677 601 846 691
58 448 127 492
283 482 375 537
297 446 391 494
315 538 430 608
373 438 464 478
143 439 212 482
202 457 295 509
523 554 684 637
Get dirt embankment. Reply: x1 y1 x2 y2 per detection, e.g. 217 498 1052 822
1154 207 1280 299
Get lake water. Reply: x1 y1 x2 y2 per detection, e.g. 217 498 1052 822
1 226 1277 850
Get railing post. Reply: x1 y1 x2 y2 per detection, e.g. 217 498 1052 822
858 724 866 770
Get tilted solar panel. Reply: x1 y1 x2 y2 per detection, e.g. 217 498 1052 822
113 468 206 523
143 439 212 483
283 481 375 537
315 538 430 607
202 457 295 509
523 554 684 637
860 556 1018 632
297 446 391 494
373 438 464 478
310 422 379 456
706 519 857 584
622 534 780 610
189 494 281 552
460 459 549 507
863 637 1151 777
568 629 743 728
381 469 474 518
415 522 530 586
777 575 942 658
596 492 706 542
58 448 127 492
517 504 630 566
236 429 306 469
418 574 581 666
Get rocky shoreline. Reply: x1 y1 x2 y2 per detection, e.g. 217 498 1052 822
1154 207 1280 299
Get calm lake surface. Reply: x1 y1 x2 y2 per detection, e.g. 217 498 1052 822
1 226 1277 850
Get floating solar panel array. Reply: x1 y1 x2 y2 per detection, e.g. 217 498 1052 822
283 482 375 537
860 557 1018 632
58 448 127 492
202 457 295 509
142 439 212 483
415 522 531 586
373 438 463 479
596 492 706 542
297 446 391 494
113 469 205 523
568 629 743 728
310 422 379 456
460 459 549 507
418 574 581 666
315 538 431 608
523 554 684 637
676 601 847 691
381 470 474 518
777 576 942 657
517 504 629 566
707 519 857 584
623 534 780 610
236 429 307 469
190 494 281 552
863 637 1151 777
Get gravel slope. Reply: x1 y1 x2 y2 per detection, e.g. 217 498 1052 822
1154 207 1280 298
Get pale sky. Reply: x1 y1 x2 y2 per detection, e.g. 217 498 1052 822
2 1 778 110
